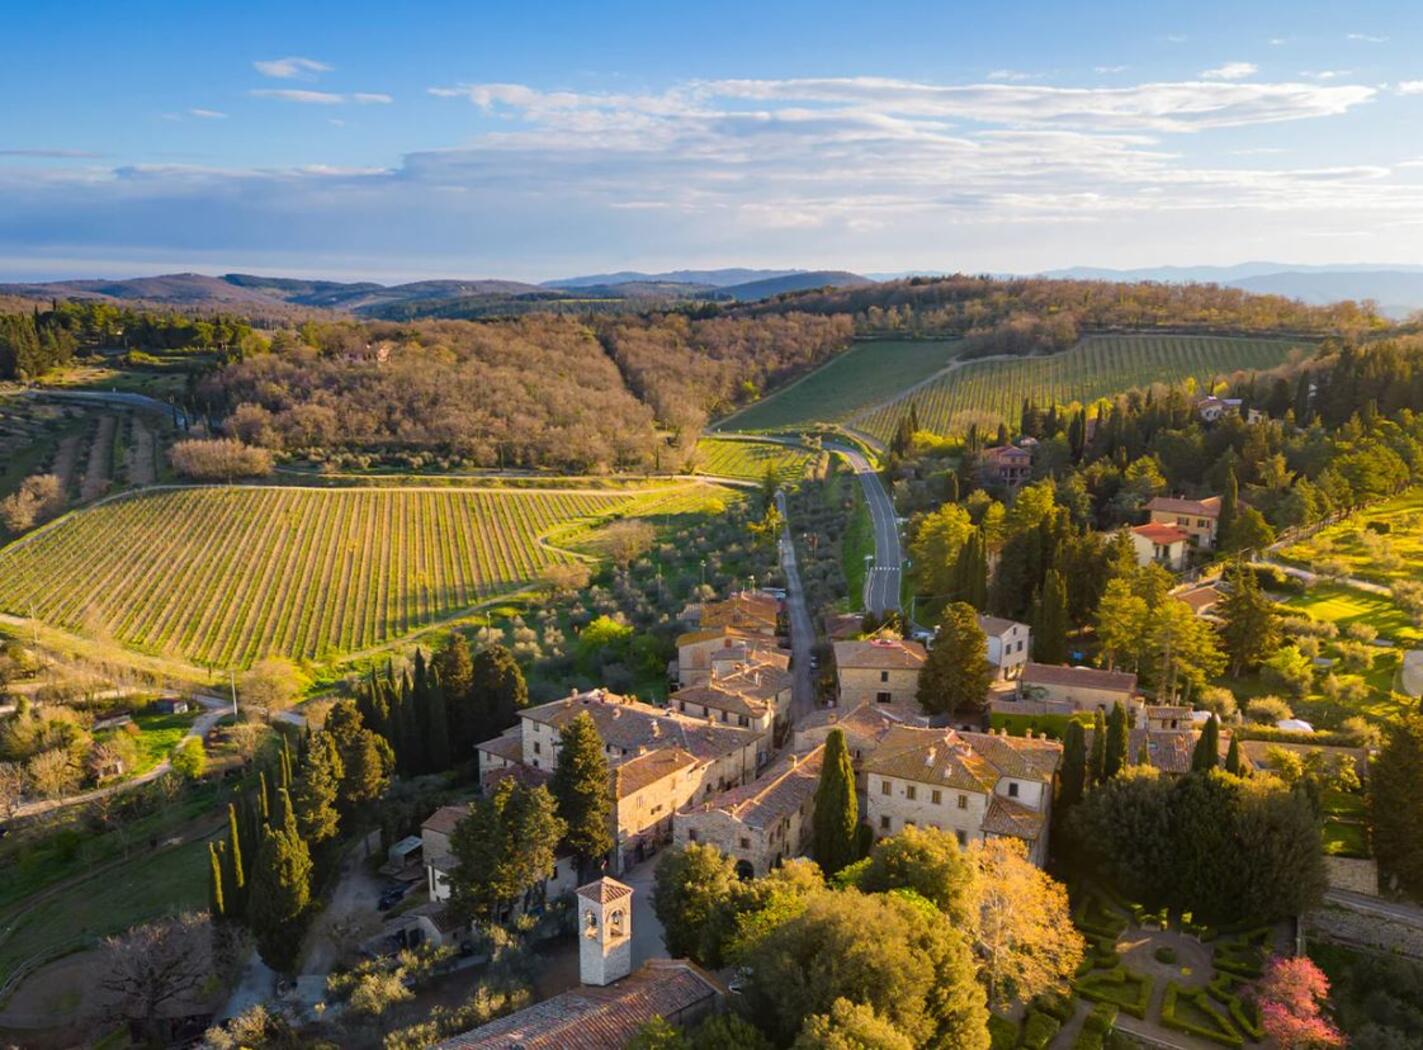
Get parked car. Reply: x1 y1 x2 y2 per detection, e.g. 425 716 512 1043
377 884 409 911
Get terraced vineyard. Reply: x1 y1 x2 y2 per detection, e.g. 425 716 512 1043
0 482 731 667
695 437 815 482
854 334 1313 440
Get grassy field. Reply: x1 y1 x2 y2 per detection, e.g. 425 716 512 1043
1280 488 1423 585
854 333 1314 439
0 481 733 668
719 338 965 432
694 437 815 483
1283 582 1423 645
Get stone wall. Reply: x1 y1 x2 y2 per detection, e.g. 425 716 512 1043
1305 900 1423 960
1324 856 1379 896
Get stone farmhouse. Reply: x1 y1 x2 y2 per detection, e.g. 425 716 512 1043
981 444 1033 490
1017 662 1138 712
673 744 825 878
833 637 927 709
978 614 1031 680
693 590 781 634
1144 495 1223 550
795 702 925 804
864 724 1062 866
675 625 788 688
475 689 760 873
668 658 792 766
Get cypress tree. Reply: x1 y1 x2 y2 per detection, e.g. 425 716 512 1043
294 733 343 848
257 770 271 824
1217 467 1238 553
435 633 478 757
944 471 960 504
474 644 528 738
412 649 432 773
247 789 314 974
1059 720 1086 809
1136 742 1151 767
812 729 859 875
1104 701 1129 780
226 802 247 911
950 528 988 609
1088 709 1107 785
1224 734 1242 776
548 712 614 877
426 677 452 772
208 842 225 919
1033 569 1070 664
1191 715 1221 772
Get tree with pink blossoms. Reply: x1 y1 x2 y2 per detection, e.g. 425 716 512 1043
1256 956 1345 1049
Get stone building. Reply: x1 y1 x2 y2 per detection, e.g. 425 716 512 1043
833 637 927 708
1144 495 1223 550
863 725 1062 866
673 745 825 877
1018 662 1137 711
675 626 788 688
977 614 1031 680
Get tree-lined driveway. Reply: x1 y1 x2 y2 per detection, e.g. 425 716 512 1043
831 445 902 615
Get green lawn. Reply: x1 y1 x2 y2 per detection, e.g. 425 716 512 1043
841 488 873 611
1279 488 1423 586
1283 583 1422 644
1322 788 1367 820
720 338 964 433
124 712 196 773
1323 818 1370 858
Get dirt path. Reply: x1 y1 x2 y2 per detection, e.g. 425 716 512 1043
79 415 116 502
49 434 81 494
127 415 156 486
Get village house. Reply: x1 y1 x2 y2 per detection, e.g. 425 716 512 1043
1173 581 1224 619
675 625 787 688
673 744 825 878
795 702 924 804
436 879 725 1049
1130 522 1191 570
476 689 760 873
1144 495 1224 550
697 590 780 635
1018 662 1138 712
833 637 927 708
863 725 1062 866
669 658 791 765
1123 727 1245 776
1196 396 1264 425
420 803 579 908
1143 705 1193 731
981 444 1033 490
978 614 1031 680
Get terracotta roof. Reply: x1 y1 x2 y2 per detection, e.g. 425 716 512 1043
481 763 550 793
1125 728 1198 774
613 748 699 799
671 685 769 720
1021 662 1137 694
710 662 792 702
1174 584 1223 615
1238 739 1366 780
863 726 1001 792
797 702 915 748
519 691 759 763
700 592 779 633
692 745 825 829
983 795 1048 840
676 625 761 647
957 730 1062 783
1145 495 1222 518
422 804 469 837
834 638 927 671
1145 706 1192 718
1132 523 1191 545
983 445 1032 463
435 959 723 1049
575 877 634 904
977 614 1027 637
476 731 523 763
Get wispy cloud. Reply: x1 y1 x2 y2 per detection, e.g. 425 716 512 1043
1093 66 1128 75
0 148 101 158
1345 33 1388 43
1200 62 1258 81
253 56 332 80
251 89 391 105
1398 81 1423 95
986 69 1040 83
188 108 227 119
1267 37 1289 46
1299 70 1351 81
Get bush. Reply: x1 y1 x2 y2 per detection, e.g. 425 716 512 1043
170 438 273 480
986 1014 1018 1050
1245 696 1294 724
1029 990 1074 1023
1207 974 1265 1041
1073 1002 1119 1050
1020 1009 1062 1050
1154 946 1178 964
1161 982 1244 1048
1213 928 1271 978
1073 967 1153 1019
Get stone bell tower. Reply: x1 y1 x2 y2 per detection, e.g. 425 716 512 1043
576 876 634 987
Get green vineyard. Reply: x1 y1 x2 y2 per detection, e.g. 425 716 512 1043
695 438 815 482
854 334 1314 440
0 483 728 667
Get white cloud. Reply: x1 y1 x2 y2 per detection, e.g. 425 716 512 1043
987 69 1039 82
1200 62 1258 81
188 108 227 119
1094 66 1128 75
1398 81 1423 95
251 89 389 105
253 56 332 79
1345 33 1388 43
1267 37 1288 46
1299 70 1351 81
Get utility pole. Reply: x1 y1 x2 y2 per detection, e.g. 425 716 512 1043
229 670 238 718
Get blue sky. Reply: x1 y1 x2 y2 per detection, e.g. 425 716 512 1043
2 0 1420 282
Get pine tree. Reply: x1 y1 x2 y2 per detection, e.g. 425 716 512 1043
1218 561 1281 677
1191 715 1221 772
548 712 613 876
1059 721 1086 809
916 602 993 716
1224 734 1243 776
247 789 314 974
812 729 859 875
294 733 343 847
1033 570 1069 664
1088 710 1107 785
208 842 225 919
1104 702 1129 780
1217 467 1239 553
1371 714 1423 898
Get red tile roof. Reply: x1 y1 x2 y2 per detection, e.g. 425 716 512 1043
833 638 927 670
1132 523 1191 545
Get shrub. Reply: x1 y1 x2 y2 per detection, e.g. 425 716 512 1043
1020 1009 1062 1050
1029 990 1074 1023
1073 1002 1120 1050
986 1014 1018 1050
1073 967 1153 1020
1154 946 1178 964
170 438 273 480
1207 974 1265 1041
1213 928 1271 978
1245 696 1294 725
1161 982 1244 1048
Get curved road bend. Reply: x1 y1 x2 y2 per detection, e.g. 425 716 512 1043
830 445 902 616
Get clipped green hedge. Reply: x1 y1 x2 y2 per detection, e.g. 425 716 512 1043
1030 990 1075 1024
1154 946 1178 964
1074 967 1153 1020
1020 1009 1062 1050
1162 982 1244 1048
1073 1002 1120 1050
1208 975 1265 1041
987 1013 1019 1050
1213 927 1272 978
1072 892 1130 940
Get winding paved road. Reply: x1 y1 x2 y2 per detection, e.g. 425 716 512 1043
776 490 817 719
831 445 902 615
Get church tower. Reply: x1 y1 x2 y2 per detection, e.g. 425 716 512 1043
576 877 634 987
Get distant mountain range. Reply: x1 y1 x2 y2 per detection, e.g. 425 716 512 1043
1039 263 1423 318
0 269 874 318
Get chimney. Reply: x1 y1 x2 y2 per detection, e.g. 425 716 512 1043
925 747 936 766
790 754 798 768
